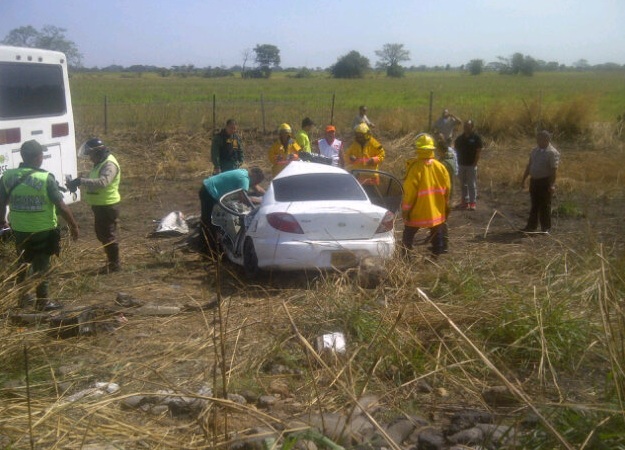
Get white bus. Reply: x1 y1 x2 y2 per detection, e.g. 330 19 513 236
0 45 79 203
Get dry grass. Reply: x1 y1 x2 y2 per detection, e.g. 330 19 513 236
1 130 624 448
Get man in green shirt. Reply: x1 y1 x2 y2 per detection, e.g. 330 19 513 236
0 140 79 310
295 117 315 153
211 119 244 174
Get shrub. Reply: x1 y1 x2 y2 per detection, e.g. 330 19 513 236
331 51 370 79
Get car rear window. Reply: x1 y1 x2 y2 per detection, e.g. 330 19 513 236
273 173 368 202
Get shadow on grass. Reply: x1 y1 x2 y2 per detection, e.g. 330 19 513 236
474 230 527 244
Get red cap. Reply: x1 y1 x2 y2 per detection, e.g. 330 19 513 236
325 125 336 132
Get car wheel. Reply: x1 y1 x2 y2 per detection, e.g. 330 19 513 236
243 237 259 278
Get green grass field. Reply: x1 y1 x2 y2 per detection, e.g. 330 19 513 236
71 71 625 137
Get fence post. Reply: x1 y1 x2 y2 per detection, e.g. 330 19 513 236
428 91 433 131
104 95 108 135
212 94 216 134
330 92 336 125
260 93 266 134
537 90 543 132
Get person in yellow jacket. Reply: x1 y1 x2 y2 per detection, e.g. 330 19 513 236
66 138 122 273
401 133 451 256
343 123 385 197
0 140 79 310
268 123 301 177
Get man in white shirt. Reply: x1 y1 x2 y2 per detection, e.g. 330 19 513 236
521 130 560 233
433 109 461 145
316 125 344 167
352 105 375 130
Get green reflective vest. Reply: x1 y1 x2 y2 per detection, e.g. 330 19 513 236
84 154 121 206
5 168 57 232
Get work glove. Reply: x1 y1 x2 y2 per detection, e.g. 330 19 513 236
349 155 357 162
367 158 376 165
66 177 81 193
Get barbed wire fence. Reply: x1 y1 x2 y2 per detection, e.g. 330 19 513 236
73 92 437 141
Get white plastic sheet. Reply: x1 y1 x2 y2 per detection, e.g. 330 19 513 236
153 211 189 236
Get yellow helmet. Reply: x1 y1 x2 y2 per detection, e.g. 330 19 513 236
414 133 436 151
354 123 370 135
278 123 292 134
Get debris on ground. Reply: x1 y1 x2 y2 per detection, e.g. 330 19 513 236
148 211 190 237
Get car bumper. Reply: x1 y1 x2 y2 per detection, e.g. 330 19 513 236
254 236 395 270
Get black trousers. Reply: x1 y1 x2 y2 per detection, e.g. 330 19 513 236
402 223 448 255
199 187 218 253
14 230 57 299
92 204 119 246
527 177 552 232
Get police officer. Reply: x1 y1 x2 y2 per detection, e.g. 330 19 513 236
0 140 79 310
211 119 244 174
66 138 121 273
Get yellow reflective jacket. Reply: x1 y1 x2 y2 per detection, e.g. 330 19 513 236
402 148 450 228
344 137 385 185
4 169 57 232
268 138 301 177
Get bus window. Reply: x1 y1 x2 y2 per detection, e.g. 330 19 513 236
0 62 66 119
0 46 78 204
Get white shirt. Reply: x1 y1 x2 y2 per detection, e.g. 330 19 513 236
318 138 343 166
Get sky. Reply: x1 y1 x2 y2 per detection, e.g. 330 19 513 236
2 0 625 69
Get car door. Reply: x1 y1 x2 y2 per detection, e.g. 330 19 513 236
213 189 255 256
350 169 403 214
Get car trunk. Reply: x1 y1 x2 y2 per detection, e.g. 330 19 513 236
284 201 384 240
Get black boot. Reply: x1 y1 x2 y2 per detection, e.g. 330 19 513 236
18 292 36 309
35 298 63 311
103 243 121 273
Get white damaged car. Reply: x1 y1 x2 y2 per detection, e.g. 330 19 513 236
211 160 403 276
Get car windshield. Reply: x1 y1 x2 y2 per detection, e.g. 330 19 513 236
273 173 368 202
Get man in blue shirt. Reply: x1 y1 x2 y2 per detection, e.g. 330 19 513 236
199 167 264 256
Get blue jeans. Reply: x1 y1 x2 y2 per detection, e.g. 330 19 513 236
458 165 478 203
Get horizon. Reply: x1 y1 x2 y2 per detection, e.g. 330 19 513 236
2 0 624 69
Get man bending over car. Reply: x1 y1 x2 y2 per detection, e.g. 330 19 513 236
199 167 264 256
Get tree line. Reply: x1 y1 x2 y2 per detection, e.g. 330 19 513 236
3 26 623 78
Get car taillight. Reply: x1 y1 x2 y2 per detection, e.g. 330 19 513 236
267 212 304 234
51 123 69 137
0 128 21 144
375 211 395 233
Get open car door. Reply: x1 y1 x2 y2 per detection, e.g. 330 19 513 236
212 189 255 258
350 169 403 214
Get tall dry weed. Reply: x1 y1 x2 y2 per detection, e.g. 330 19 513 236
541 95 597 139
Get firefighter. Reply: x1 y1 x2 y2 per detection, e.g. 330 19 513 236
268 123 301 177
401 133 451 256
343 123 385 197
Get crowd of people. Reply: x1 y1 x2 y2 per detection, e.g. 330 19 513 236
0 106 560 310
202 107 559 254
